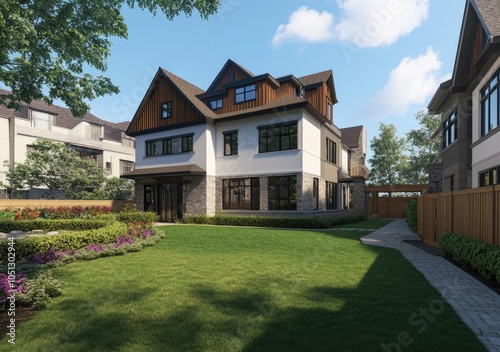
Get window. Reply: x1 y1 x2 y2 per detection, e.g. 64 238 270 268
235 84 256 103
326 138 337 164
120 160 135 175
268 176 297 210
443 108 458 148
86 123 102 141
208 99 223 110
31 110 55 130
296 86 305 98
224 131 238 156
313 177 319 210
327 101 333 121
161 101 172 119
479 166 500 187
223 178 260 210
259 122 297 153
105 162 112 174
326 181 338 210
481 69 499 136
145 134 193 157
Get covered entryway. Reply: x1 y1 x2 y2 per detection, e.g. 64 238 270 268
365 184 429 218
122 164 206 222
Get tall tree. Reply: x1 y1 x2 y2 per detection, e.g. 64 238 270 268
0 0 220 117
405 110 441 184
2 139 106 198
368 123 408 185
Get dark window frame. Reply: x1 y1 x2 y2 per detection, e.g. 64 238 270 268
481 69 500 137
224 131 238 156
313 177 319 210
268 176 297 211
258 122 298 153
161 101 172 119
208 99 223 110
145 134 194 157
443 108 458 148
326 138 337 164
479 166 500 187
235 84 256 104
222 178 260 210
326 181 338 210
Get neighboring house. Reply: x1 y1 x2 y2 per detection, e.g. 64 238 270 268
123 59 368 220
428 0 500 191
0 89 135 198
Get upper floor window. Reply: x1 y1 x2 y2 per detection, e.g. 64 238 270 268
146 134 193 157
326 138 337 164
85 123 103 141
258 122 297 153
235 84 256 103
327 101 333 122
120 160 135 175
481 69 499 137
161 101 172 119
296 86 305 98
479 166 500 187
31 110 55 130
224 131 238 156
443 108 458 148
208 99 223 110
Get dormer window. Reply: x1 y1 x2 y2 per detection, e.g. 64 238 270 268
31 110 55 130
235 84 256 103
85 123 103 141
161 101 172 119
296 86 305 98
208 99 223 110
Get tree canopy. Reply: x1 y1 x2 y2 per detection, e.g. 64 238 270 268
368 111 441 186
0 0 220 117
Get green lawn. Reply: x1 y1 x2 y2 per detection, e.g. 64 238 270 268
2 221 486 352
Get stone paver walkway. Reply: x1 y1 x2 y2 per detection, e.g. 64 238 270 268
360 219 500 352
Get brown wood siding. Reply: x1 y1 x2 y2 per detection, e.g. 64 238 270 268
469 22 485 83
213 66 249 91
305 86 325 116
277 82 297 98
131 79 201 134
213 81 277 115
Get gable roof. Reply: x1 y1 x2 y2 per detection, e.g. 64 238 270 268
451 0 500 91
205 59 254 93
297 70 338 104
0 89 129 142
340 125 364 149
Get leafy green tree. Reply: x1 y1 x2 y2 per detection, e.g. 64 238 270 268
3 139 106 199
0 0 220 117
405 111 441 184
368 123 408 185
97 177 135 200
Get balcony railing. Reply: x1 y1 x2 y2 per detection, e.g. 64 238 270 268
350 165 369 179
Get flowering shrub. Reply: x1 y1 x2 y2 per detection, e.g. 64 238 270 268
24 249 76 265
15 271 63 309
127 221 154 238
0 206 112 221
0 272 26 304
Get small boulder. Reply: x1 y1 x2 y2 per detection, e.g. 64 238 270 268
0 233 6 239
8 230 25 236
46 231 59 236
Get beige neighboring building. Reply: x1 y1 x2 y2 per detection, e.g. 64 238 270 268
0 89 135 198
428 0 500 190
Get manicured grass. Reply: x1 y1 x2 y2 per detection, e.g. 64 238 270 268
2 221 486 352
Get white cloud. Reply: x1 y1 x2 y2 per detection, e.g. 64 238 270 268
272 7 334 46
272 0 428 48
364 47 445 119
335 0 429 48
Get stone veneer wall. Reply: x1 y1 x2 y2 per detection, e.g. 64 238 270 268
428 162 443 193
185 175 216 216
351 179 366 216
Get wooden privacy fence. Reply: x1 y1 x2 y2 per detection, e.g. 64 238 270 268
367 196 416 218
418 185 500 247
0 200 136 212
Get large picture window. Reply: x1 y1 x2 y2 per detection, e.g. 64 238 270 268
481 69 499 137
326 181 338 210
223 178 259 210
235 84 256 103
259 122 297 153
443 108 458 148
268 176 297 210
145 134 193 157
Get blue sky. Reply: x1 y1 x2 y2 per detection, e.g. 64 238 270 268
86 1 464 160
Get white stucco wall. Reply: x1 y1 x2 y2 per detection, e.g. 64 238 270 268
214 109 315 177
0 117 10 184
471 57 500 187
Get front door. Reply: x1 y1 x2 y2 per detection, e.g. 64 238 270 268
157 183 186 221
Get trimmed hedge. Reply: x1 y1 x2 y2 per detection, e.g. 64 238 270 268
439 233 500 284
0 222 128 261
115 211 160 224
0 219 112 233
405 199 418 233
180 214 365 229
